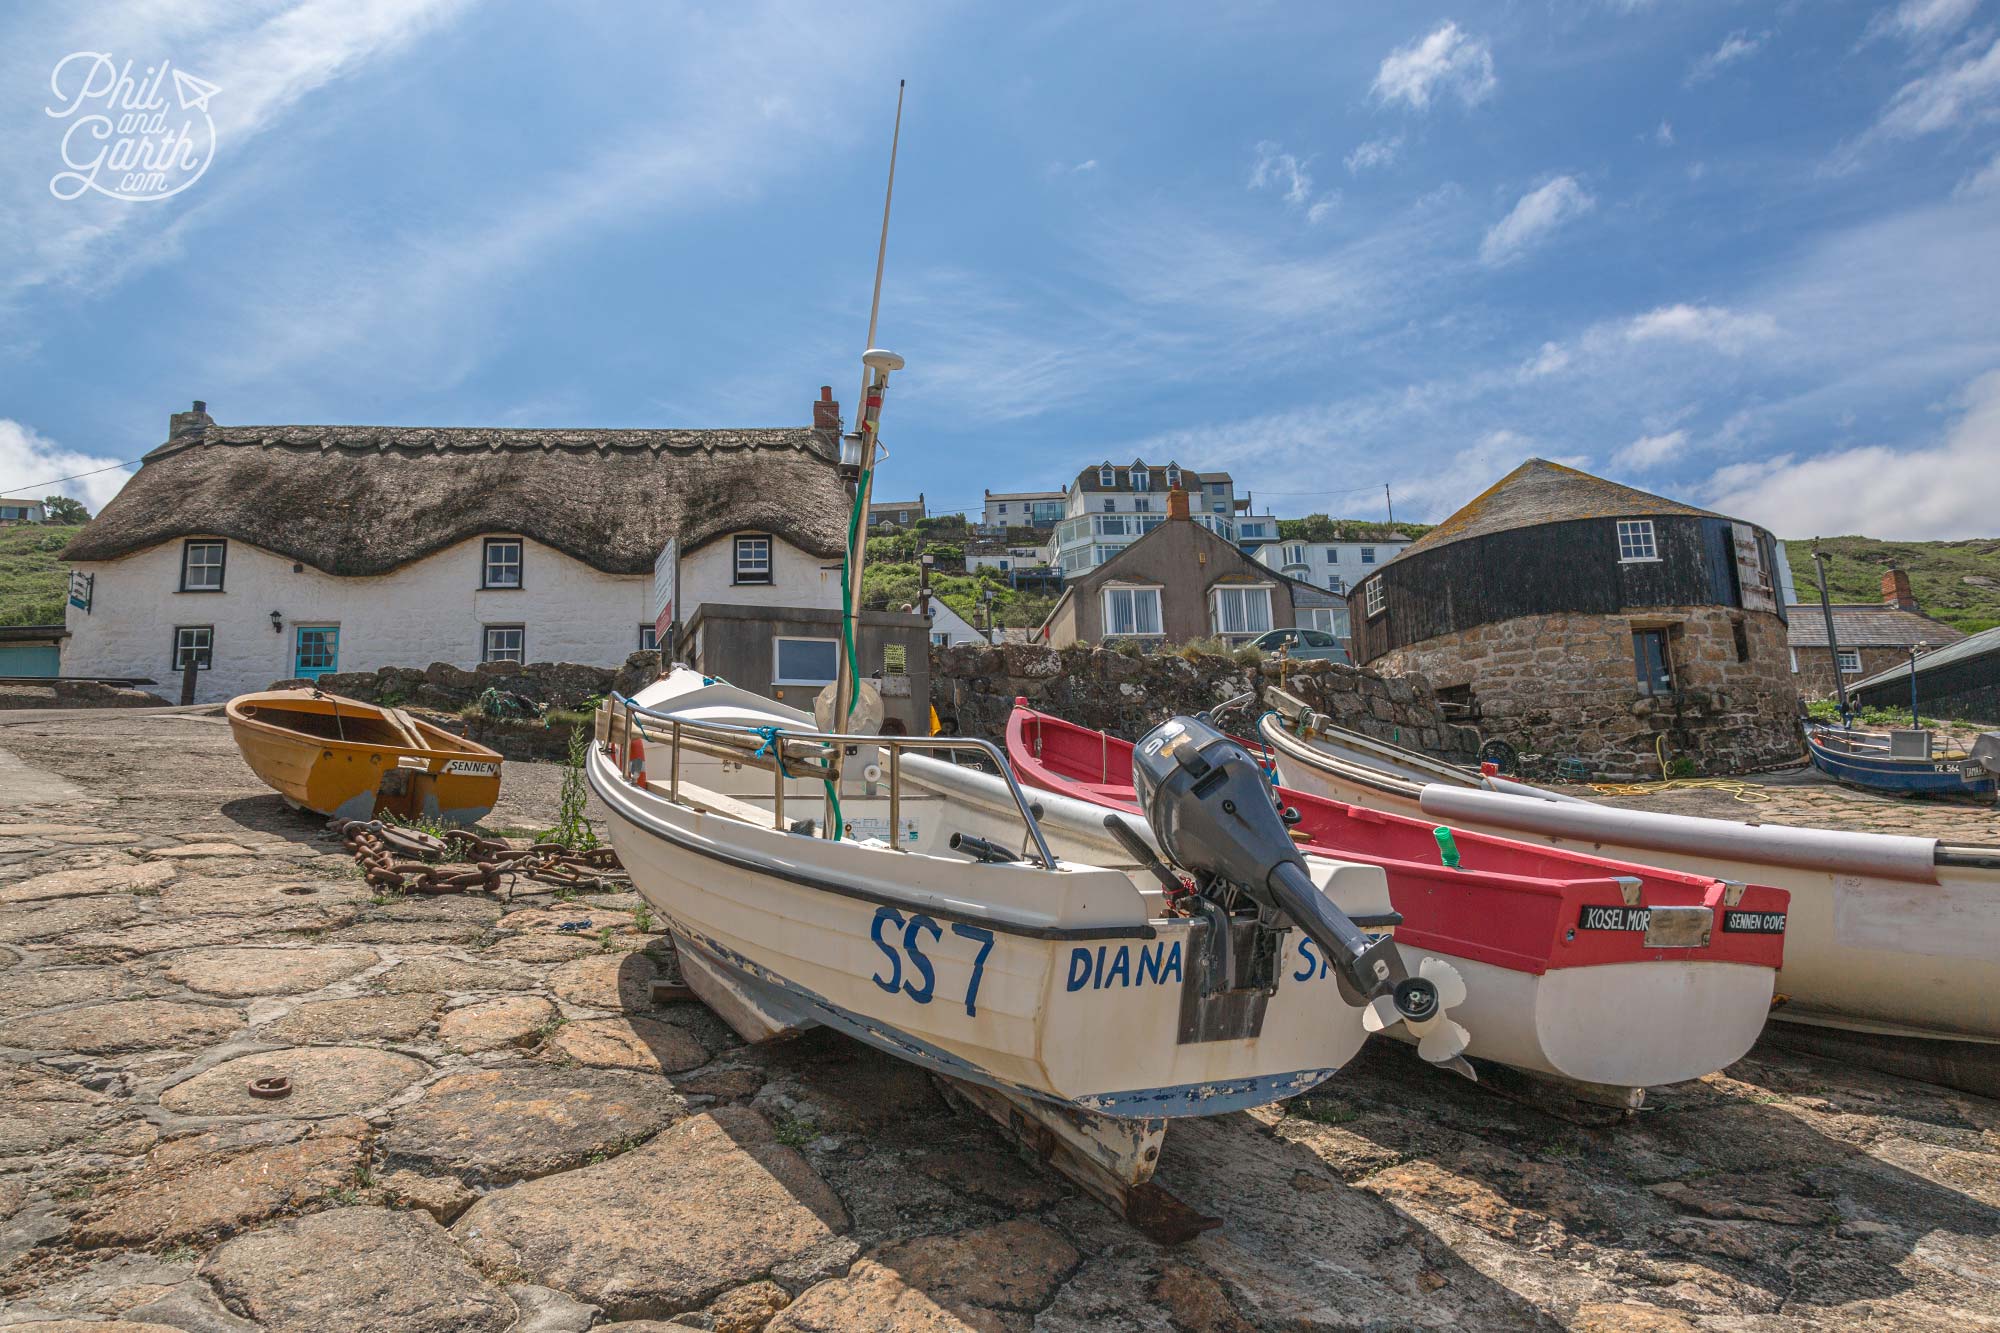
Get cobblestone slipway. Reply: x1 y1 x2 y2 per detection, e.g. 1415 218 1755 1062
0 707 1996 1331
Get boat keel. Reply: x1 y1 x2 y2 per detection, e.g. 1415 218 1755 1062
937 1078 1220 1245
672 933 818 1044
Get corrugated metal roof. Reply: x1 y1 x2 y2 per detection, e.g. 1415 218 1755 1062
1850 623 2000 691
1393 459 1725 560
1786 604 1965 649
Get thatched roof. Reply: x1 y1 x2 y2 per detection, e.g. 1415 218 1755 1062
1396 459 1724 561
64 415 852 576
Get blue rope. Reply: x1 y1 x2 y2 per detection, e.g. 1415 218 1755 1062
751 725 793 777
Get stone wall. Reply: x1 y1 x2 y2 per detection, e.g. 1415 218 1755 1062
929 642 1475 758
1792 644 1907 702
1372 606 1801 779
271 653 664 714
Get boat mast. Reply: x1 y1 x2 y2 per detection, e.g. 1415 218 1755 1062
1811 544 1850 723
833 80 906 740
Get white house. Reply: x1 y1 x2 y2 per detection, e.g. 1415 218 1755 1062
0 497 48 523
62 399 853 703
1256 535 1412 597
978 489 1065 532
1049 460 1243 577
919 595 987 647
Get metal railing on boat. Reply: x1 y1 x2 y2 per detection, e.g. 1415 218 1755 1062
598 696 1059 868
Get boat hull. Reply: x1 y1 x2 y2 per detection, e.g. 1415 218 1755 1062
588 743 1368 1120
1805 729 1997 797
1001 707 1785 1088
1265 717 2000 1044
226 690 502 825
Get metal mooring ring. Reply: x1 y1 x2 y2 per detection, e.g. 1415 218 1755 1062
247 1076 292 1100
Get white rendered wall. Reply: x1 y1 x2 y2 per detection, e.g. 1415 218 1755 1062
65 535 649 704
677 535 842 615
65 530 846 703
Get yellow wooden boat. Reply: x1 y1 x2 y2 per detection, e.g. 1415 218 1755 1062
226 688 503 825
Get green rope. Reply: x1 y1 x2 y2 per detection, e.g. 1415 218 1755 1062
823 463 873 844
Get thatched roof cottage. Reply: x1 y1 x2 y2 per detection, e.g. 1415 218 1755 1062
62 395 854 702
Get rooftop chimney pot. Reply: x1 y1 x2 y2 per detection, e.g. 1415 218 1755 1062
1882 569 1918 612
1167 487 1191 521
812 389 841 434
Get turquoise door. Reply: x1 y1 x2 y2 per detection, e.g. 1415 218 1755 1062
0 644 60 677
294 626 339 679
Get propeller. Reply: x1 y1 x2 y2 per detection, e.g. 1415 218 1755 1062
1362 957 1474 1079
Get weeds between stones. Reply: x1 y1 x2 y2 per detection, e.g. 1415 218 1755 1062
540 726 600 852
773 1115 818 1147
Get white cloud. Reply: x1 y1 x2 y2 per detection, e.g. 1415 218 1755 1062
1867 0 1982 46
1654 120 1675 146
1706 369 2000 539
1958 150 2000 195
1307 197 1340 225
1685 29 1767 85
1479 176 1595 266
1623 303 1779 352
1874 34 2000 139
1520 341 1571 378
1372 22 1496 112
1344 136 1403 174
1250 141 1314 205
0 419 134 512
1613 428 1689 471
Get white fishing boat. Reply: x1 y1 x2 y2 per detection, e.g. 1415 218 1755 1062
592 669 1469 1233
1257 691 2000 1085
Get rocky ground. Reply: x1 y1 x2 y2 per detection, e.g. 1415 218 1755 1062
1 708 1996 1331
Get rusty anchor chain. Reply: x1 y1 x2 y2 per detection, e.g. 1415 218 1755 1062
327 818 628 897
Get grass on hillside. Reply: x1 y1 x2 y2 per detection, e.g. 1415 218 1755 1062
1786 536 2000 635
0 525 82 627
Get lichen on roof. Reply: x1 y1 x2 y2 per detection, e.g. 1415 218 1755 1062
1395 458 1727 560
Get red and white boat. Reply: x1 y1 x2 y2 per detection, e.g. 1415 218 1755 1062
998 703 1789 1101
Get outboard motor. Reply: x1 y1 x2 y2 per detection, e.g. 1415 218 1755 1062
1132 714 1452 1037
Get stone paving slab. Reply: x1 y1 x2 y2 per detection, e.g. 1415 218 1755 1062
0 714 1997 1331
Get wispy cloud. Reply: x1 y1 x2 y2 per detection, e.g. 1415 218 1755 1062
1372 22 1497 112
1874 33 2000 139
1344 136 1403 174
1613 428 1689 472
1653 120 1675 147
1249 141 1314 204
1685 29 1767 85
1865 0 1982 47
1623 303 1778 352
1958 150 2000 195
0 0 474 305
0 419 133 509
1479 176 1595 266
1706 369 2000 539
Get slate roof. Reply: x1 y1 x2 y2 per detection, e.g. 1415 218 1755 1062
1395 459 1725 560
1786 605 1965 650
1850 623 2000 691
63 412 851 577
1074 460 1217 493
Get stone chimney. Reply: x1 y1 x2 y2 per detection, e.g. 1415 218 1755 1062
169 399 213 438
1167 486 1191 521
812 386 840 433
1882 569 1918 612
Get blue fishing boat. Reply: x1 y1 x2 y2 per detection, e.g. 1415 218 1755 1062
1805 725 1999 798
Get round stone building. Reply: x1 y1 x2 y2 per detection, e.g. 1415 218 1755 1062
1348 460 1801 778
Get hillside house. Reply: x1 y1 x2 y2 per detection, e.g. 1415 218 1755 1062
868 493 926 527
1051 460 1244 577
1787 570 1966 699
978 490 1066 532
1041 487 1296 647
0 498 47 524
62 398 853 703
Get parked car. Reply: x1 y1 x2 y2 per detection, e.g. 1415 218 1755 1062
1246 627 1350 663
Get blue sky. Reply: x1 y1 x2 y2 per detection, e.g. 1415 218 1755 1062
4 1 1999 539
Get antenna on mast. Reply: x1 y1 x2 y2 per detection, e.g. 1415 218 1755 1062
857 78 905 424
